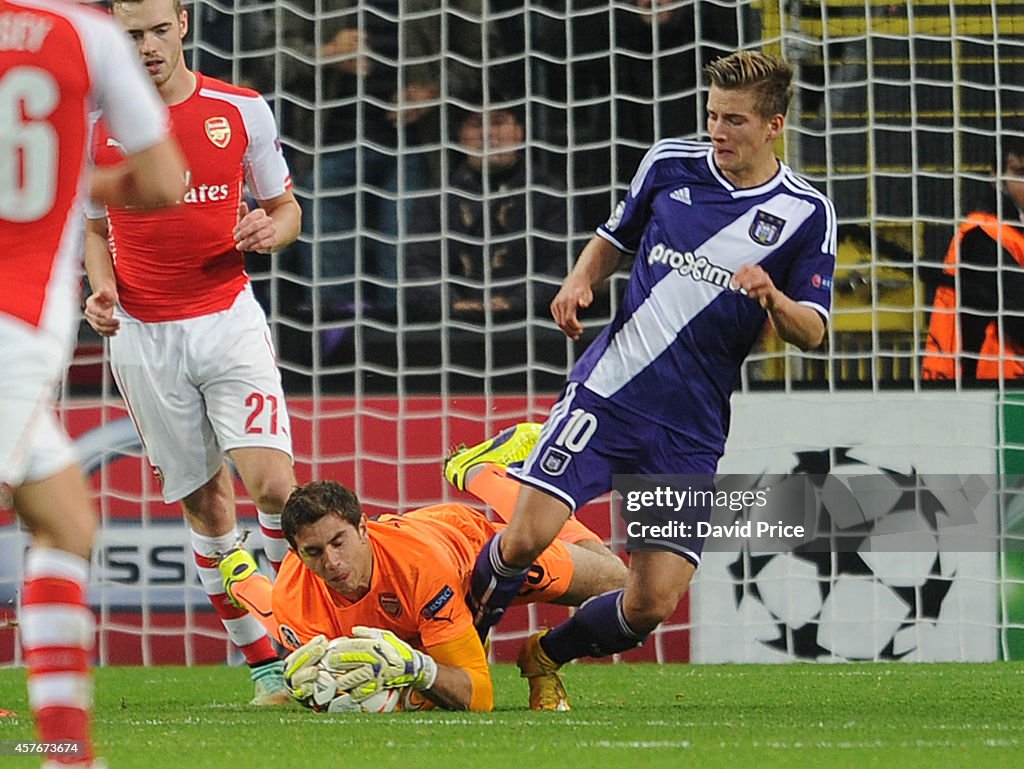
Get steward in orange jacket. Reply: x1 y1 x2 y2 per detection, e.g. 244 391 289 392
923 177 1024 381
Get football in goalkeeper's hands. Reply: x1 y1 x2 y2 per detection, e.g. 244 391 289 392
302 665 406 714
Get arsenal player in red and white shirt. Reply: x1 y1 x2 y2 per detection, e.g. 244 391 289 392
1 0 184 764
83 0 302 706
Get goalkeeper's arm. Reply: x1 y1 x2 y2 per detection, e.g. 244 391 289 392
423 628 493 712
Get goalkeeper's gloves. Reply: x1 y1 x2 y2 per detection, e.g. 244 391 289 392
282 634 381 705
282 634 329 701
217 548 259 610
324 626 439 693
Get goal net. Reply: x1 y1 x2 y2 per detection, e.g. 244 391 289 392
3 0 1023 667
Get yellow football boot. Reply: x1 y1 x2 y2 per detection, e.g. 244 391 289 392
443 422 542 491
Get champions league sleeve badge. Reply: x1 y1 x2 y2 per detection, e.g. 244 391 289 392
749 210 786 246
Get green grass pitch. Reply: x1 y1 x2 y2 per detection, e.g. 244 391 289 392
1 662 1022 768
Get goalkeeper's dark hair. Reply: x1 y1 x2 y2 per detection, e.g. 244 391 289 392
704 50 794 120
282 481 363 549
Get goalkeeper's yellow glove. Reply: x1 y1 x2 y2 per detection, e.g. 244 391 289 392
324 626 438 692
319 636 387 701
282 634 329 702
217 548 258 610
281 634 383 704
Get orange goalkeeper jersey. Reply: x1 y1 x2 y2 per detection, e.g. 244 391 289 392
270 503 581 651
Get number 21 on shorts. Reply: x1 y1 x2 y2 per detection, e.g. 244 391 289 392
244 392 281 434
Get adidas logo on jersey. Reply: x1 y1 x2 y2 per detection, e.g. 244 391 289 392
647 242 732 289
669 187 692 205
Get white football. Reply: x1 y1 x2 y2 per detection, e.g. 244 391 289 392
307 668 404 714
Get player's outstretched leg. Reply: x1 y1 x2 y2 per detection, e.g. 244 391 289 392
517 629 571 711
450 425 535 638
444 422 542 490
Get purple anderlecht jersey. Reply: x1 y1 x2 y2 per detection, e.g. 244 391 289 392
571 139 837 455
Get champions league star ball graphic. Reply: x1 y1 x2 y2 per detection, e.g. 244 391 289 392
728 448 966 661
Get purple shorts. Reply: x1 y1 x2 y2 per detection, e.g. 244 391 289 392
511 382 720 562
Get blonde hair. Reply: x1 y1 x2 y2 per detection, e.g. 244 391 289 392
112 0 184 17
704 51 794 119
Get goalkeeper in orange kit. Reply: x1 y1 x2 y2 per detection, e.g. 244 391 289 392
218 423 626 712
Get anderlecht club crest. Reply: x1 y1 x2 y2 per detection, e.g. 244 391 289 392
749 210 786 246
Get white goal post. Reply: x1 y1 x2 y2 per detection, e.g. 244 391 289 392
7 0 1024 667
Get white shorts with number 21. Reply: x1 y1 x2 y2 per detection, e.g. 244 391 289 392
110 285 293 503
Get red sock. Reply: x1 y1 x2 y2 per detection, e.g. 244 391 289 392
190 530 278 665
21 548 94 765
192 548 278 667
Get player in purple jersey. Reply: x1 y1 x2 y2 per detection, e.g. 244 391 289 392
454 51 837 710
